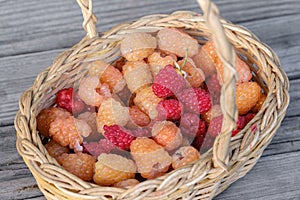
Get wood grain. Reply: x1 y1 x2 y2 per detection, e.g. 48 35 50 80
1 0 299 199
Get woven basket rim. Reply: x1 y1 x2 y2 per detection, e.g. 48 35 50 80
14 8 289 200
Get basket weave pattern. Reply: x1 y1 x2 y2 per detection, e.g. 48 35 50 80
15 0 289 199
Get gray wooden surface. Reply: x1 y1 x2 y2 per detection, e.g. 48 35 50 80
1 0 299 199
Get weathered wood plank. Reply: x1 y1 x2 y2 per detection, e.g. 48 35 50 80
0 0 299 57
216 151 300 200
1 0 300 199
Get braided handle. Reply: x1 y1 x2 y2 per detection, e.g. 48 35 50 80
76 0 98 38
197 0 238 171
76 0 237 170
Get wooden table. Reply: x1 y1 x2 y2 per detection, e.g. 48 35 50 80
1 0 299 199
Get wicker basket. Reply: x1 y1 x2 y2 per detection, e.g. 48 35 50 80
15 0 289 199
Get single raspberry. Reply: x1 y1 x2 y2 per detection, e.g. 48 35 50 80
157 99 183 121
89 60 126 93
122 61 153 93
152 65 186 98
93 153 137 186
56 88 85 114
201 41 252 85
192 47 216 77
236 82 261 115
132 128 151 138
127 106 151 129
178 58 205 88
201 104 222 124
77 112 97 131
121 32 157 61
134 85 162 119
78 76 105 107
96 97 129 133
179 87 212 114
252 93 266 113
207 115 223 137
113 179 139 188
216 56 252 85
104 125 135 150
236 115 247 130
82 139 115 158
245 113 256 124
36 107 71 137
45 140 70 162
148 51 176 76
130 137 172 179
206 73 221 104
172 146 200 169
49 116 92 149
58 152 96 181
180 113 206 138
197 134 215 152
157 28 199 57
152 121 182 151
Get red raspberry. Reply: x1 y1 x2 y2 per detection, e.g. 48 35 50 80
82 139 115 158
58 152 96 181
207 115 223 137
236 115 247 129
152 65 185 98
56 88 85 114
206 73 221 104
157 99 183 121
104 125 135 150
198 134 215 152
231 129 241 137
179 87 212 114
36 107 71 137
245 113 256 124
180 113 206 138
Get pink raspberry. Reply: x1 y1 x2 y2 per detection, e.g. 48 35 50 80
180 113 206 138
157 99 183 121
207 115 223 137
179 87 212 114
103 125 135 150
82 139 115 158
132 128 151 138
206 73 221 104
152 65 186 98
56 88 85 114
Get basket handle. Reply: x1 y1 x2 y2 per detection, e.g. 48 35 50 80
76 0 98 38
76 0 238 170
197 0 238 171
